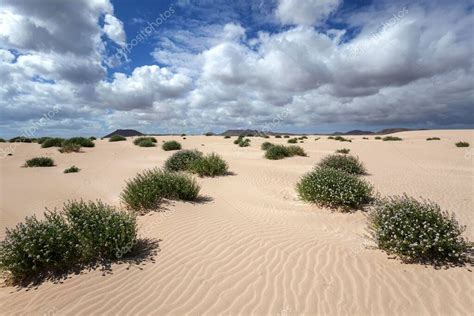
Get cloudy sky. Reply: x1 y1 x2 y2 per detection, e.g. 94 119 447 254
0 0 473 137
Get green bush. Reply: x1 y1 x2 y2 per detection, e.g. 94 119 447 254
0 201 137 284
109 135 126 142
233 136 243 145
283 135 290 138
133 137 157 146
287 145 307 157
121 168 200 212
375 136 382 140
297 167 373 209
9 136 33 143
64 166 80 173
65 137 95 148
383 136 403 141
261 142 274 151
224 135 231 139
190 153 229 177
265 145 290 160
334 136 351 142
0 138 5 142
89 136 97 141
318 154 366 175
36 137 50 144
426 137 440 141
335 148 350 154
24 157 55 167
275 135 282 138
362 137 369 140
328 136 335 139
59 143 81 153
205 132 214 136
138 139 155 147
368 195 469 264
315 137 320 141
238 138 251 147
455 141 469 147
162 140 182 151
41 137 64 148
164 150 203 172
287 138 297 144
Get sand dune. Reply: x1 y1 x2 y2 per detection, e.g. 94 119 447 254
0 130 473 315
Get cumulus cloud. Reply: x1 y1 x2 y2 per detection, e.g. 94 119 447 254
276 0 341 26
103 13 126 46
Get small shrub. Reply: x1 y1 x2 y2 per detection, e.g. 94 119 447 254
41 137 64 148
162 140 182 151
238 138 251 147
318 154 366 175
64 166 80 173
283 135 290 138
24 157 54 167
383 136 402 141
58 143 81 153
362 137 369 140
189 153 228 177
426 137 440 141
261 142 274 151
287 145 307 157
287 138 297 144
233 137 242 145
315 137 320 141
181 134 186 137
375 136 382 140
455 141 469 147
138 139 156 147
224 135 231 139
335 148 350 154
9 136 33 143
265 145 290 160
89 136 97 141
368 195 469 264
121 168 200 212
109 135 126 142
275 135 282 138
205 132 214 136
334 136 351 142
133 137 157 146
297 167 373 209
65 137 95 148
165 150 203 172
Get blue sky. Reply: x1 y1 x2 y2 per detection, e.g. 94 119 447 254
0 0 473 137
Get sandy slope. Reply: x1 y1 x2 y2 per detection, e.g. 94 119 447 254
0 130 473 315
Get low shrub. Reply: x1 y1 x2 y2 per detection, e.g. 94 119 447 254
238 138 251 147
328 136 335 139
287 138 297 144
58 143 81 153
189 153 228 177
297 167 373 209
362 137 369 140
89 136 97 141
287 145 307 157
335 148 350 154
41 137 64 148
162 140 182 151
0 201 137 284
24 157 55 167
334 136 351 142
65 137 95 148
233 136 243 144
455 141 469 147
275 135 282 138
368 195 469 264
109 135 126 142
261 142 274 151
133 137 157 146
375 136 382 140
426 137 440 141
164 150 203 172
137 139 156 147
9 136 33 143
283 135 290 138
383 136 402 141
181 134 186 137
121 168 200 212
315 137 320 141
205 132 214 136
64 166 80 173
224 135 231 139
265 145 290 160
318 154 366 175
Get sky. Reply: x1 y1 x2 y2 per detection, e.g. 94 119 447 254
0 0 473 138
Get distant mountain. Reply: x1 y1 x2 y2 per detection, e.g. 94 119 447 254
377 128 414 134
220 129 298 136
103 129 143 138
333 130 374 135
332 128 417 136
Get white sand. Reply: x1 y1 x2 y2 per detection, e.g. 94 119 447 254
0 130 473 315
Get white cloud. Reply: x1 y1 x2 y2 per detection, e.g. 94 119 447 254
103 13 126 46
276 0 341 26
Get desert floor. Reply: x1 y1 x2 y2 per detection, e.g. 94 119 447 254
0 130 473 315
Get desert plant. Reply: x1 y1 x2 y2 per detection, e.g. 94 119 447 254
335 148 350 154
328 136 335 140
109 135 126 142
287 145 307 157
24 157 54 167
138 139 156 147
287 138 297 144
297 167 373 209
238 138 251 147
121 168 200 212
275 135 282 138
233 136 243 144
189 153 228 177
315 137 320 141
162 140 182 151
283 135 290 138
58 143 81 153
318 154 366 175
133 137 157 146
334 136 351 142
265 145 290 160
455 141 469 147
64 166 80 173
375 136 382 140
368 195 469 264
89 136 97 141
205 132 214 136
261 142 274 151
164 150 203 172
224 135 231 139
0 138 5 142
383 136 403 141
362 137 369 140
41 137 64 148
426 137 440 141
9 136 33 143
65 137 95 148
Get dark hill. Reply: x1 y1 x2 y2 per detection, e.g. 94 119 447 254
103 129 143 138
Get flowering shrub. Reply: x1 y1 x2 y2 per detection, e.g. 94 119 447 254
24 157 55 167
318 154 366 175
162 140 182 151
165 150 203 172
297 167 373 209
189 153 228 177
368 195 469 264
121 168 200 212
109 135 126 142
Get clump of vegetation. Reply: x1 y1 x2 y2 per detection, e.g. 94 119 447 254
41 137 65 148
362 137 369 140
233 135 243 144
164 150 203 172
287 138 298 144
9 136 33 143
239 138 251 147
455 141 469 147
133 137 157 146
315 137 320 141
264 145 306 160
283 135 290 138
375 136 382 140
89 136 97 141
121 168 200 212
318 154 366 175
205 132 214 136
181 134 186 137
189 153 228 177
297 167 373 210
426 137 441 141
138 139 155 147
368 195 469 264
275 135 282 138
224 135 231 139
336 148 350 154
0 138 5 142
333 136 351 142
328 136 335 140
162 140 182 151
261 142 274 151
0 200 137 284
64 166 80 173
109 135 126 142
65 137 95 148
287 145 307 157
58 143 81 153
24 157 55 167
383 136 403 141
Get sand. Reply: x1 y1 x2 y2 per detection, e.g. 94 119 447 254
0 130 473 315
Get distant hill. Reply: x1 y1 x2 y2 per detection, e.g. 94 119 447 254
333 130 374 135
220 129 298 136
103 129 143 138
332 128 417 136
